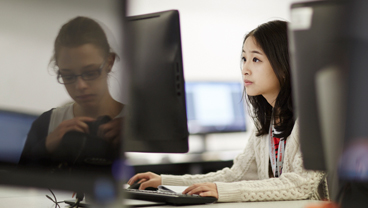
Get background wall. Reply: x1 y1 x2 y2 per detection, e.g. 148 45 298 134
127 0 303 83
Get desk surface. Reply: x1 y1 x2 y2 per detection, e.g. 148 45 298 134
0 185 325 208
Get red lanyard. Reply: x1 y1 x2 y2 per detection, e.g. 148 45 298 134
269 124 285 177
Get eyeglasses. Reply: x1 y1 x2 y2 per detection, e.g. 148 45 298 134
57 62 105 84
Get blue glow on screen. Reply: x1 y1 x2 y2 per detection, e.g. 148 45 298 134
0 111 37 163
185 82 246 134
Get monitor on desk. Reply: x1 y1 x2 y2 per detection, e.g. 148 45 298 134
289 0 347 200
0 110 38 164
185 81 246 135
336 0 368 207
289 0 347 171
124 10 189 153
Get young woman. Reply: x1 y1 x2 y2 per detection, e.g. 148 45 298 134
127 20 329 202
20 16 123 167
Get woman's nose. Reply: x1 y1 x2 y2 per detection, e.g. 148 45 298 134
75 76 88 89
242 61 251 75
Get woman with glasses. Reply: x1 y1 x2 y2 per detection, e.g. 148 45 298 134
19 16 123 167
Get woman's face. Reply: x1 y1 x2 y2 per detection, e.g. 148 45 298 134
241 36 280 106
57 44 110 108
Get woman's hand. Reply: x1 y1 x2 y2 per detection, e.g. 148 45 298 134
183 183 218 199
97 117 123 146
127 172 162 190
45 117 95 153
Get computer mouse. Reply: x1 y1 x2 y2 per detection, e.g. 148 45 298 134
128 181 158 191
128 181 141 189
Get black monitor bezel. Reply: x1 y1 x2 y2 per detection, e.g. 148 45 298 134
124 10 189 153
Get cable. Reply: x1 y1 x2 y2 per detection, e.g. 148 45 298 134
46 189 86 208
70 192 85 208
46 188 64 208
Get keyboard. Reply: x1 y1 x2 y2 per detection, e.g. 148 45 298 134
124 189 217 205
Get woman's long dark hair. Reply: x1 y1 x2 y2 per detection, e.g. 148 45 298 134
244 20 295 138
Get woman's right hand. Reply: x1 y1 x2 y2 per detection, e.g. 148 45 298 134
127 172 162 190
45 117 95 153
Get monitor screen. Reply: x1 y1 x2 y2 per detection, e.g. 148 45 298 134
185 82 246 134
0 0 126 203
0 110 38 164
124 10 189 153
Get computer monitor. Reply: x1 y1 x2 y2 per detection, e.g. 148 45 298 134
0 110 38 164
124 10 189 153
185 81 246 135
0 0 126 204
289 0 347 200
336 1 368 207
289 0 347 170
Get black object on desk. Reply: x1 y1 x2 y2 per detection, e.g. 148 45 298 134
128 181 158 191
64 189 217 207
124 189 217 205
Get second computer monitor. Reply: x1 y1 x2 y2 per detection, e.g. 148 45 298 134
185 82 246 135
0 110 38 164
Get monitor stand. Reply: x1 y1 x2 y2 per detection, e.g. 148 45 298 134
198 134 209 153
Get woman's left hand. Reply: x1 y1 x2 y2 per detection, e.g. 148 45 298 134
97 117 123 145
183 183 218 199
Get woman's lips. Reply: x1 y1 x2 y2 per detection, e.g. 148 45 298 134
244 80 253 86
76 94 95 101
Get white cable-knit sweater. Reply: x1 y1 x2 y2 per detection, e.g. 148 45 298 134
161 121 329 202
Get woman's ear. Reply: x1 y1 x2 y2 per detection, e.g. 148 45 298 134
106 53 116 73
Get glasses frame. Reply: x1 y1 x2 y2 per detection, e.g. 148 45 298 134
57 62 106 84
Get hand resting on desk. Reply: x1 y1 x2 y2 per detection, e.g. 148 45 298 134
183 183 218 199
128 172 219 199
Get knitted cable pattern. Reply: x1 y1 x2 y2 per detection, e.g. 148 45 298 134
161 121 329 202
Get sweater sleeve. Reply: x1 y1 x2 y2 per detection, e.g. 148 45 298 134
215 149 326 202
161 130 259 185
215 122 327 202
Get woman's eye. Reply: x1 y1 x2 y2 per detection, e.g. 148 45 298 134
84 71 96 77
62 75 74 81
241 57 246 64
82 70 100 80
253 57 260 62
